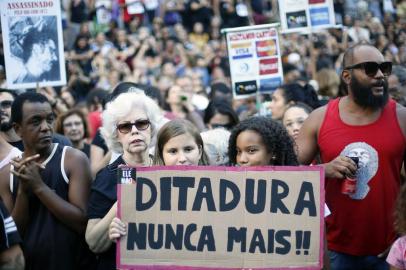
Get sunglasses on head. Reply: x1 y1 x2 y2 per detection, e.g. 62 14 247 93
0 100 13 109
344 61 392 77
116 119 150 134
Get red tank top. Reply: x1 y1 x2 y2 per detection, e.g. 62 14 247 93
318 98 406 256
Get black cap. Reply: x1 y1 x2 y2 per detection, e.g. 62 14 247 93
109 82 145 102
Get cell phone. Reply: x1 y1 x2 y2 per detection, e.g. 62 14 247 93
180 95 187 101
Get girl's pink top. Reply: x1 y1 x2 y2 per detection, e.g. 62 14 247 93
387 235 406 269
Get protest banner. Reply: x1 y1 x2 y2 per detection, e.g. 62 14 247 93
223 24 283 99
95 0 112 25
0 0 67 89
278 0 336 33
125 0 145 15
117 165 325 269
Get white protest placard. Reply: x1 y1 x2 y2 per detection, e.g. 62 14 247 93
125 0 145 15
278 0 336 34
144 0 158 11
0 0 67 89
117 165 325 269
223 24 283 99
95 0 112 25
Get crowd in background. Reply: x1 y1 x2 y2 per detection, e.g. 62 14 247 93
1 1 406 270
1 0 406 132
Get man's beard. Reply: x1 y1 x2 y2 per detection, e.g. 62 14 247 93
0 119 12 132
350 75 389 109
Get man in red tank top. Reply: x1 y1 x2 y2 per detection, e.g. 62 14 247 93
297 44 406 270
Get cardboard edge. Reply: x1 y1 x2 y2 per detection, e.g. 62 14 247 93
117 184 123 268
117 265 320 270
136 165 323 172
319 167 326 269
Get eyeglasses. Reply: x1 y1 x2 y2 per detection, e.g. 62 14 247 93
344 61 392 77
116 119 150 134
63 121 83 128
0 100 13 109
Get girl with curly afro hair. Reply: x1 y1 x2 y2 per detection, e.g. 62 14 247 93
228 116 298 166
228 116 332 269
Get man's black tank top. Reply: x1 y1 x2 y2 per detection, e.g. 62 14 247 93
12 143 95 270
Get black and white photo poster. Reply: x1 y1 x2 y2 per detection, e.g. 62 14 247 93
0 0 66 89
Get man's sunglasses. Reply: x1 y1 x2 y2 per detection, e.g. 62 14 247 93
0 100 13 109
116 119 150 134
344 61 392 77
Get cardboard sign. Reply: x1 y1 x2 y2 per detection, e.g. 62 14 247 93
224 24 283 99
0 0 67 89
117 166 324 269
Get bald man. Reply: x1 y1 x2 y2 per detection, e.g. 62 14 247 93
297 44 406 269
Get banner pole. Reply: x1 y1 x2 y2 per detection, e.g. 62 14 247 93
256 87 262 116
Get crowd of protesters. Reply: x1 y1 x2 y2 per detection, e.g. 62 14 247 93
1 0 406 270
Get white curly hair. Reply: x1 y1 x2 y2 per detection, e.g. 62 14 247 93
200 128 231 165
101 92 163 153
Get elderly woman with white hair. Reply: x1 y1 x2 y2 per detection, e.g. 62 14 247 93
85 92 162 270
200 128 231 165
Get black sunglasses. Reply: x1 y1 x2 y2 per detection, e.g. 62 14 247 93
116 119 150 134
344 61 392 77
211 123 233 130
0 100 13 109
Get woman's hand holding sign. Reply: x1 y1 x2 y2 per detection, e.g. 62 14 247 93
109 217 126 241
